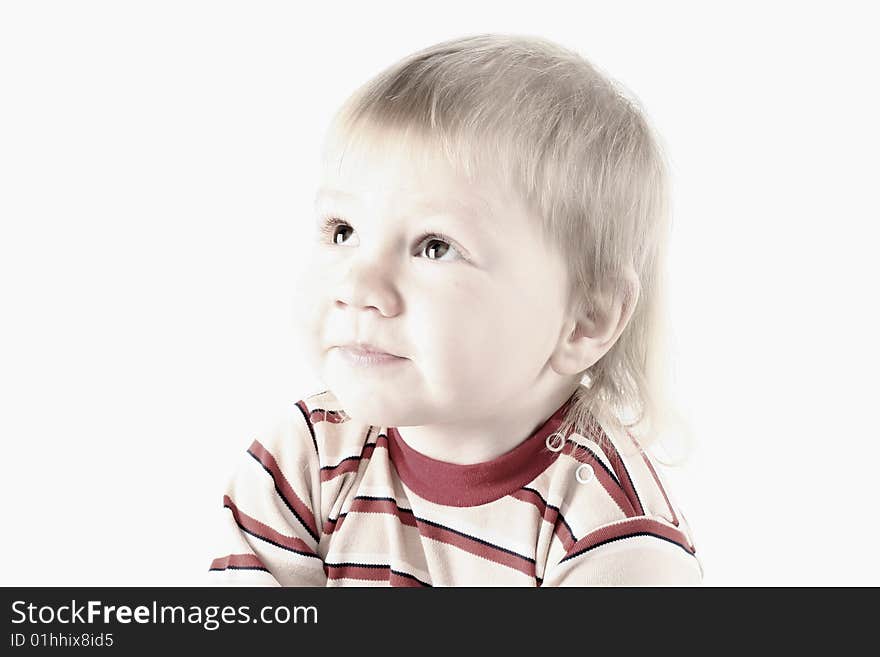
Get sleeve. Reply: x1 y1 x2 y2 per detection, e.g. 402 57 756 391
539 516 704 586
207 402 327 586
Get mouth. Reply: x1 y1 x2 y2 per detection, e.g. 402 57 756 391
335 344 407 367
339 342 403 358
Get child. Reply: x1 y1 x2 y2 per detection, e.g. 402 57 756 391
208 33 702 586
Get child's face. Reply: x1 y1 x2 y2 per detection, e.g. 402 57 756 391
298 137 573 428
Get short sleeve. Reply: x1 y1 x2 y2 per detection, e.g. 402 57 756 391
207 402 327 586
540 516 703 586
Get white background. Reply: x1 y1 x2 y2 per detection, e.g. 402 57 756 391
1 1 877 586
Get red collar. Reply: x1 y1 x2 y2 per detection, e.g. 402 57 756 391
385 392 576 507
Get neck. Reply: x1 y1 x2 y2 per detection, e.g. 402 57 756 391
393 381 580 464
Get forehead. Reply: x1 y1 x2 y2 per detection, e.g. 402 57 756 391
315 133 497 216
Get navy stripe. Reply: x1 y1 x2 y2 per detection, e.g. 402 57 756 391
519 486 575 539
563 439 621 487
560 531 695 562
320 455 362 471
223 503 322 561
246 448 321 544
320 442 378 472
336 495 535 566
324 562 433 587
294 400 319 455
604 439 644 514
391 569 432 587
327 495 415 525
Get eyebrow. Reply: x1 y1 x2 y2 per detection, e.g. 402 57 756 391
314 189 358 204
314 188 492 234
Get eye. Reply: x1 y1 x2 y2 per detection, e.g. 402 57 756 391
421 237 454 261
317 216 467 263
319 216 353 245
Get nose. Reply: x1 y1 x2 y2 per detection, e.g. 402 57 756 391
334 256 402 318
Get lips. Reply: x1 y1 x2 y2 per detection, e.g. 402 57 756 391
335 343 407 368
339 342 402 358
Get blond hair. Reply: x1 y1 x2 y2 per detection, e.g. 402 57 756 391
321 33 694 465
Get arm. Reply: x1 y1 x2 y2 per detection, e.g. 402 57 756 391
540 516 703 586
207 404 327 586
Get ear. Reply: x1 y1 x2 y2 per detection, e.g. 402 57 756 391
548 267 641 376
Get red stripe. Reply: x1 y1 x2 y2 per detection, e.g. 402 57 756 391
320 459 360 482
626 430 680 527
510 489 576 551
562 444 637 518
325 564 429 586
248 440 320 539
323 516 341 535
326 564 388 581
347 497 419 526
320 443 376 482
321 495 418 536
342 497 535 578
309 408 349 424
418 523 534 577
563 516 695 561
209 553 267 571
510 487 544 514
295 399 319 454
389 571 429 587
601 438 645 516
553 523 575 552
223 495 319 557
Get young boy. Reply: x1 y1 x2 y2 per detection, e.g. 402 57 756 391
208 33 702 586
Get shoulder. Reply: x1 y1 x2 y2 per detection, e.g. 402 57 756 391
592 417 695 533
240 388 370 469
290 388 376 470
542 414 703 584
232 388 375 511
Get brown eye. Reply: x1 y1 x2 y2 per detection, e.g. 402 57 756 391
423 238 450 260
331 224 352 245
320 216 466 263
319 217 353 245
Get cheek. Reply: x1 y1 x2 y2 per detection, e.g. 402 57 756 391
293 282 331 359
449 282 558 363
416 290 531 366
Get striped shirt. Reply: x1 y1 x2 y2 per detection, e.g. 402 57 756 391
208 389 703 586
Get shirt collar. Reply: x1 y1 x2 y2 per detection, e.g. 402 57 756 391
385 391 577 507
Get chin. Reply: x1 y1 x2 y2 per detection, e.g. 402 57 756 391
337 398 395 427
327 385 412 427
